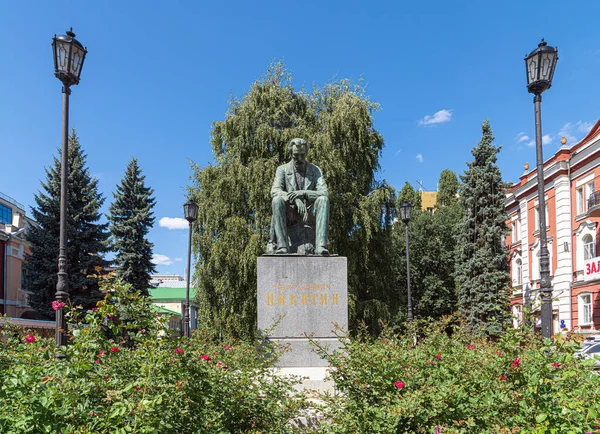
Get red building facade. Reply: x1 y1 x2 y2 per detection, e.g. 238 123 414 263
506 120 600 334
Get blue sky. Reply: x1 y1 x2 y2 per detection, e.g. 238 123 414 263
2 1 600 275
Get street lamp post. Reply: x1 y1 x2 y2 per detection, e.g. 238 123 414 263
183 201 198 338
52 29 87 347
525 39 558 339
400 201 414 322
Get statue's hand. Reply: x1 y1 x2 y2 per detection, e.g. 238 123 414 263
295 198 308 222
287 190 305 202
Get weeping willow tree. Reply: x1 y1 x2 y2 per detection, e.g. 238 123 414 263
189 62 396 340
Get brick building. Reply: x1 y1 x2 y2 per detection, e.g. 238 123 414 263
506 120 600 334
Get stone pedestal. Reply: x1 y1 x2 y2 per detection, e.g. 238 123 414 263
257 256 347 367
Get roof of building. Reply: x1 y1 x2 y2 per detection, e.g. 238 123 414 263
149 286 197 301
150 304 182 317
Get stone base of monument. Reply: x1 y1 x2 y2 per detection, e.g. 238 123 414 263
257 256 347 392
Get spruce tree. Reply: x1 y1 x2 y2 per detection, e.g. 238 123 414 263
454 119 510 337
24 131 109 318
108 157 156 295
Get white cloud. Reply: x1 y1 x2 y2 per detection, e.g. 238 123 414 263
418 109 452 126
416 153 424 163
174 257 183 262
516 132 530 143
576 121 593 134
394 148 402 156
542 134 552 145
558 121 594 146
159 217 188 230
152 254 173 266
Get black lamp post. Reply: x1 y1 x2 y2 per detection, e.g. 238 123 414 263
183 201 198 338
400 201 414 322
52 28 87 347
525 39 558 339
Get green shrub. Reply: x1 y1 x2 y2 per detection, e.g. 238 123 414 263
315 317 600 434
0 276 307 433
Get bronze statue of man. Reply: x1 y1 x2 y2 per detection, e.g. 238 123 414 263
269 138 330 255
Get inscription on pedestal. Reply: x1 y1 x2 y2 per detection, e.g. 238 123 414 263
257 256 347 367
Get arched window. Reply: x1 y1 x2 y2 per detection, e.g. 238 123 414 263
583 234 595 260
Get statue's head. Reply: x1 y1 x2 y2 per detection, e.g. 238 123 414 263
288 138 308 168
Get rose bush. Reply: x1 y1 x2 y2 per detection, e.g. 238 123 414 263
0 276 307 433
315 317 600 434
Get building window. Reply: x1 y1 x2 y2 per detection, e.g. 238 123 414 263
513 304 523 328
512 218 521 242
577 187 585 215
515 259 522 285
579 293 593 326
0 204 12 225
583 234 595 260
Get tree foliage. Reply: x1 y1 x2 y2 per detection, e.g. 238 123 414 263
24 131 109 318
397 182 421 210
189 62 396 339
108 157 156 295
454 119 511 337
393 178 459 320
437 168 460 208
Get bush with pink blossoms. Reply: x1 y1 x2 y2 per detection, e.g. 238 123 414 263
314 316 600 433
0 276 307 433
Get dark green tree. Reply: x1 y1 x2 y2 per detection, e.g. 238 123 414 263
437 169 460 208
24 131 109 318
397 182 422 210
189 62 396 339
108 157 156 295
393 178 459 321
454 119 511 337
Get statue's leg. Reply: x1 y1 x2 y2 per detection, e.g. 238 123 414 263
272 196 289 253
313 196 330 255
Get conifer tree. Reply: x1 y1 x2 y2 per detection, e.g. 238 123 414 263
189 62 396 339
108 157 156 295
24 131 109 318
454 120 510 337
397 182 422 210
437 169 460 208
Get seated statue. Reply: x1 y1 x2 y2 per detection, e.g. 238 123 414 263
267 138 330 255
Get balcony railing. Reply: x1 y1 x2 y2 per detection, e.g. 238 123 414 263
588 191 600 217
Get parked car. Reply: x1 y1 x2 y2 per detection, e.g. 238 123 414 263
575 341 600 367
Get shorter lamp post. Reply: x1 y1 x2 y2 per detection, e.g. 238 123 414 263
183 201 198 338
525 39 558 339
400 201 414 322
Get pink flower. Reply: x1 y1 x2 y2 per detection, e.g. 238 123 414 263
174 348 184 355
25 334 35 343
467 344 476 350
92 307 98 312
435 354 441 360
134 385 139 390
511 358 520 369
552 362 561 368
201 354 211 361
394 381 405 389
107 314 115 321
95 359 100 364
500 375 507 381
223 345 231 350
98 350 105 357
89 411 98 417
110 346 119 354
105 375 109 380
497 351 502 357
217 361 228 370
52 301 65 311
